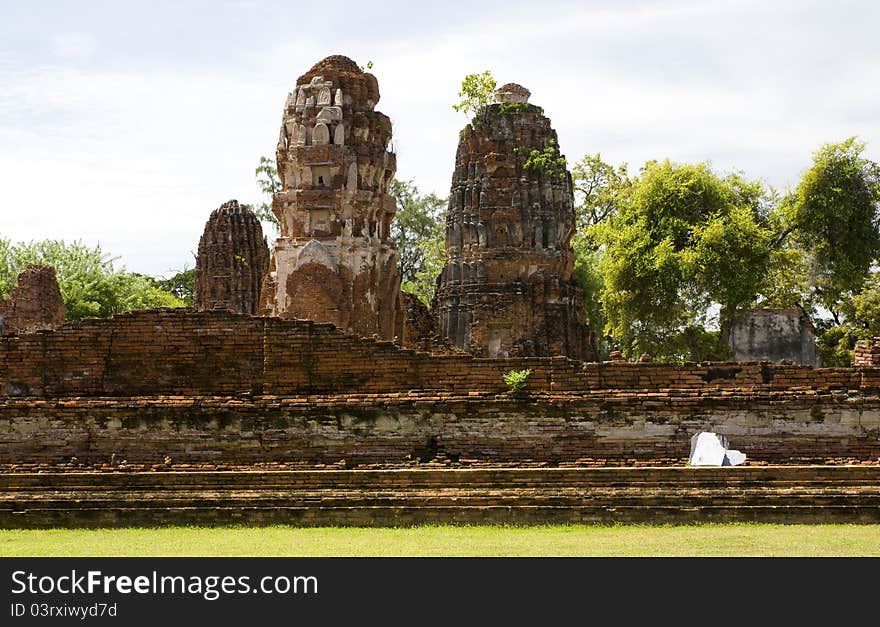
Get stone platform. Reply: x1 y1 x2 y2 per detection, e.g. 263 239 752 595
2 466 878 528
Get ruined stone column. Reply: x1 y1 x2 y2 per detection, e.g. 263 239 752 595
260 55 402 341
432 83 596 360
193 199 269 315
0 265 66 334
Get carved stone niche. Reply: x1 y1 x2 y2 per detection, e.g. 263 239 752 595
313 123 330 145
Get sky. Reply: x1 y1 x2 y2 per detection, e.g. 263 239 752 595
1 0 878 277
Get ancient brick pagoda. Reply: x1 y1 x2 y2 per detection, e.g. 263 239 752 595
260 55 403 341
193 200 269 315
433 83 596 359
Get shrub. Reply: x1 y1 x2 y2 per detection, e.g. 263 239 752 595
502 368 532 394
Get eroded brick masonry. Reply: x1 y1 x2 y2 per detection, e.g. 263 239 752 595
193 200 269 315
259 56 403 341
0 265 65 335
1 309 878 466
433 84 595 359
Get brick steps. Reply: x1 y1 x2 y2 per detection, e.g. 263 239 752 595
2 466 879 527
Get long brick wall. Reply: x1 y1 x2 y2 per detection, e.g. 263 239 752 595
0 308 874 397
1 309 879 466
1 389 879 466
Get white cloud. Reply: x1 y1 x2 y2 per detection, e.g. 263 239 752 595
51 33 97 62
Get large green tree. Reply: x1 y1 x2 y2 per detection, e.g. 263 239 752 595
592 160 774 360
0 238 185 321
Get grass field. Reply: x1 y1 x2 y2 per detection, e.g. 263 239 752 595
2 524 879 557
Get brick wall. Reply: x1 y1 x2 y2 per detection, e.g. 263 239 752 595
1 309 875 398
1 390 878 466
2 309 879 466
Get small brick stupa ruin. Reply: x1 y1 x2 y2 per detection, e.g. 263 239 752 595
432 83 596 359
0 264 66 334
259 55 403 341
193 199 269 315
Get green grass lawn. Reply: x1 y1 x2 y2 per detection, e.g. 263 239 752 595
2 524 879 557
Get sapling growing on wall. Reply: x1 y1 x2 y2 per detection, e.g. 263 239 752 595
453 70 497 117
503 368 532 394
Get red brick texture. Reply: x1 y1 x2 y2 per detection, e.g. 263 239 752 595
1 309 879 466
0 265 65 335
3 467 879 528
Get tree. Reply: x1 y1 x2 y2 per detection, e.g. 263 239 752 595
154 267 195 306
593 160 774 360
452 70 497 117
390 179 446 305
781 137 880 317
254 156 281 234
0 237 185 320
571 153 631 231
814 271 880 366
406 230 445 306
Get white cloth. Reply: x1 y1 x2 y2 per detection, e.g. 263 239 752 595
689 432 746 466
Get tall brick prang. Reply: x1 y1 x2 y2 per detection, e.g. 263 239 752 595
260 55 403 341
433 84 596 359
0 264 66 334
193 199 269 315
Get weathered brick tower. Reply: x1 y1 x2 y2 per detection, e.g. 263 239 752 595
432 83 596 359
193 199 269 315
260 55 403 341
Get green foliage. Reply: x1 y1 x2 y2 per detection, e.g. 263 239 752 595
816 324 860 367
391 179 446 305
571 234 609 357
254 156 281 234
154 268 195 307
358 60 374 72
848 272 880 336
502 368 531 393
402 232 445 307
494 102 543 116
755 242 815 312
812 272 880 366
593 160 774 360
571 153 631 231
782 137 880 312
453 70 497 117
517 140 568 182
684 203 773 322
0 237 186 320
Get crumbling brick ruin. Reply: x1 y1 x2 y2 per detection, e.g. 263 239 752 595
4 55 880 531
855 338 880 367
399 292 462 354
259 55 403 341
193 199 269 315
432 83 596 359
0 264 65 334
1 309 880 469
